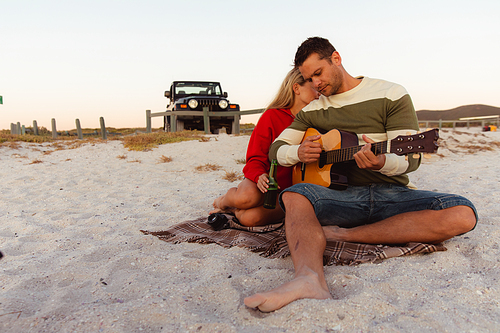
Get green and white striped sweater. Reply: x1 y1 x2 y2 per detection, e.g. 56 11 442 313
269 77 420 188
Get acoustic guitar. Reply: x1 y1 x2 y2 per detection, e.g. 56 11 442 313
292 128 439 189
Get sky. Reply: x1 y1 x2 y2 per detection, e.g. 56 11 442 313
1 0 499 130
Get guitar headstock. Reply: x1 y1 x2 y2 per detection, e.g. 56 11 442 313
390 129 439 156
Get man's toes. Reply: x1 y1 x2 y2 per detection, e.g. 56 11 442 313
244 294 265 309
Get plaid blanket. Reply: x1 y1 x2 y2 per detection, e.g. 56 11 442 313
141 215 446 266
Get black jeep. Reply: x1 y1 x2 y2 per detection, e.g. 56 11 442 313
163 81 240 134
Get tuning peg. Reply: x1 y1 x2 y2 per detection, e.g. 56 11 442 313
423 154 432 159
405 156 408 161
412 153 420 159
406 132 412 136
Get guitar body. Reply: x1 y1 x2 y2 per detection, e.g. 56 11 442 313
291 127 439 189
292 128 359 189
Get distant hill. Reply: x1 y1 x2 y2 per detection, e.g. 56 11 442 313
416 104 500 120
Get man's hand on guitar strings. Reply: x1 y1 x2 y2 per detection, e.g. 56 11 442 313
298 134 322 164
354 135 386 170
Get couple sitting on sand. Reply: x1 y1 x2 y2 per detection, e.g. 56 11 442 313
210 37 478 312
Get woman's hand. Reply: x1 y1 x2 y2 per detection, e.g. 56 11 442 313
257 173 270 193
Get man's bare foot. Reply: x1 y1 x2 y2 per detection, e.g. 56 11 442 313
322 225 347 242
244 269 332 312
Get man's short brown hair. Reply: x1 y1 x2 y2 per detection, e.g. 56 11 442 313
294 37 336 67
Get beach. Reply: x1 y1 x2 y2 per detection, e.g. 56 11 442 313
1 128 499 332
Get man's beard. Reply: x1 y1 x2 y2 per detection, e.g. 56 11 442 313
319 68 343 96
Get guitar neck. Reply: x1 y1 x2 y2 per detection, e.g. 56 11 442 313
320 141 388 165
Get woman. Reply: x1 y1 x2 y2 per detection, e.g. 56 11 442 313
210 67 320 226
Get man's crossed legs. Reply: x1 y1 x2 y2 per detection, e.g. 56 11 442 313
244 184 477 312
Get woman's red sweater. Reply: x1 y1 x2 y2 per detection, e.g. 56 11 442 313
242 108 295 190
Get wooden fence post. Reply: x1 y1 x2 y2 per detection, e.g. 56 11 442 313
33 120 39 135
146 110 152 133
17 122 21 135
203 107 210 134
75 119 83 139
170 114 177 132
100 117 107 140
51 118 58 138
233 114 240 135
10 123 16 135
21 125 26 135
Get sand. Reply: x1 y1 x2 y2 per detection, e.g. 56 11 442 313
1 128 499 332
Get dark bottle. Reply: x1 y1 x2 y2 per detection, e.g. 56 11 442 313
263 159 279 209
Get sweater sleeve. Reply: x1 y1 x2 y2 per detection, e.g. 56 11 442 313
379 92 420 176
269 110 311 166
243 110 277 183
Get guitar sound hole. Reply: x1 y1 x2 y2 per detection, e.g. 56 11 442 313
319 153 327 168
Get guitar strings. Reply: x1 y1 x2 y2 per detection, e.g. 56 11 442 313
322 141 388 165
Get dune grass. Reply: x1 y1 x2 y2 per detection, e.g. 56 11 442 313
1 129 207 151
159 155 173 163
195 163 222 172
0 133 54 144
223 171 244 182
121 130 205 151
1 126 257 153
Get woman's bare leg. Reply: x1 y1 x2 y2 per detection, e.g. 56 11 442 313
211 179 263 213
235 204 285 227
211 179 287 227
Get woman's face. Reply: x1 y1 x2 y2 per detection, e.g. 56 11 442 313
294 81 320 109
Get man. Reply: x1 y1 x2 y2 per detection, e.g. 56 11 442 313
244 37 477 312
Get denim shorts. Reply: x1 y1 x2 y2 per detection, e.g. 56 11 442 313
279 183 478 228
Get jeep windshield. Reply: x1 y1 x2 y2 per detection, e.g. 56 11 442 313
174 82 222 96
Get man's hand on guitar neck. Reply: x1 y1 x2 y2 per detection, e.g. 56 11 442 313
298 134 323 164
354 135 386 171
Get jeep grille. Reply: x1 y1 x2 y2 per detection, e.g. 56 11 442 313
198 99 220 107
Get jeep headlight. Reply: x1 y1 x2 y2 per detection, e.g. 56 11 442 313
219 100 228 109
188 99 198 109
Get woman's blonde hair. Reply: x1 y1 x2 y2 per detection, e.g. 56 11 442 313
267 67 306 110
